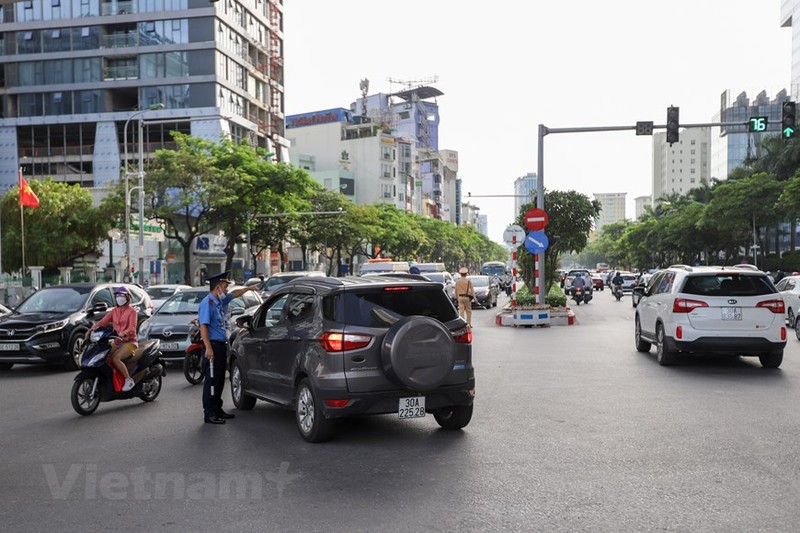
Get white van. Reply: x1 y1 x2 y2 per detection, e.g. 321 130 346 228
358 261 410 275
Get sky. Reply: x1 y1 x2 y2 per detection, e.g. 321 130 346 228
282 1 792 245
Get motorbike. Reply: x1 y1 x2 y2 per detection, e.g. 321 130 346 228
70 327 165 416
572 286 592 306
183 319 205 385
612 283 624 301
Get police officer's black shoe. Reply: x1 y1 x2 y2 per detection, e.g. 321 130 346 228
204 416 226 424
217 410 235 420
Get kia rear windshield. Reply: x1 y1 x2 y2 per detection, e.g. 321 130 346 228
339 288 458 327
681 274 775 297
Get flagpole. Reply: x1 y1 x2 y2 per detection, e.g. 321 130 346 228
20 198 25 279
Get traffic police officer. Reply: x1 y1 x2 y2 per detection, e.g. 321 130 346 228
454 267 476 327
198 271 259 424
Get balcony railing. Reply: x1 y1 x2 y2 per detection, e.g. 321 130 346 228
103 65 139 80
102 33 137 48
100 1 135 16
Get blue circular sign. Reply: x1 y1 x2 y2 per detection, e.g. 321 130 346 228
524 231 549 254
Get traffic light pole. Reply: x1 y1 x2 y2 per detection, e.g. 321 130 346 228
535 118 749 305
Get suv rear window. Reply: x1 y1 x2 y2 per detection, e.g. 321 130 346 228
337 287 458 327
681 274 775 297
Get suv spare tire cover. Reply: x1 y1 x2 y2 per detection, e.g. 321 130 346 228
381 315 455 392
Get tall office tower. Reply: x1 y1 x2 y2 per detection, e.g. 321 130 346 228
0 0 288 189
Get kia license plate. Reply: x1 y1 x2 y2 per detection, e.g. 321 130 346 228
721 307 742 321
161 342 179 351
0 343 20 351
398 396 426 419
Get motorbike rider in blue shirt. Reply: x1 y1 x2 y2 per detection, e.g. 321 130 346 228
612 272 624 292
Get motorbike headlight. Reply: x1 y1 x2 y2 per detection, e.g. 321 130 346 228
90 329 105 343
39 319 68 334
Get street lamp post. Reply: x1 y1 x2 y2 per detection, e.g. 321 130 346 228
137 117 146 285
122 103 163 283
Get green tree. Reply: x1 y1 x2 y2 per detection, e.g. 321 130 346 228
1 178 112 274
144 134 224 284
210 139 320 273
516 190 600 293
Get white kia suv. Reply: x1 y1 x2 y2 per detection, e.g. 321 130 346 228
634 265 786 367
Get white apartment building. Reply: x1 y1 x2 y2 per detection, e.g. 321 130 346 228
287 109 408 209
634 195 652 220
652 128 710 203
593 192 626 233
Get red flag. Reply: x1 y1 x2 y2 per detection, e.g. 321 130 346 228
19 169 39 209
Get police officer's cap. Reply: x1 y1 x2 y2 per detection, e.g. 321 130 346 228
206 270 232 288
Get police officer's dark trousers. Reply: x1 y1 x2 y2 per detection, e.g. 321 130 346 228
202 340 227 419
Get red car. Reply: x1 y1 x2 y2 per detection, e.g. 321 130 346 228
591 273 605 291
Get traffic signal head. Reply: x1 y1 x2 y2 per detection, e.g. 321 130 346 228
782 100 796 140
666 106 680 145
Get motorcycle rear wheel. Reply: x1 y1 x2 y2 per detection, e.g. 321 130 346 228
71 377 100 416
140 375 162 402
183 350 204 385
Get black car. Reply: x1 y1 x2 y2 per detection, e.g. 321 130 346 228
229 276 475 442
0 283 152 371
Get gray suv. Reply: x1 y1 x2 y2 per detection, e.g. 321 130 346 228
229 276 475 442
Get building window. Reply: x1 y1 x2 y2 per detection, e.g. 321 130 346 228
52 30 60 38
690 168 696 174
52 0 60 6
24 32 33 40
145 22 156 33
691 140 696 145
24 1 33 8
81 27 90 37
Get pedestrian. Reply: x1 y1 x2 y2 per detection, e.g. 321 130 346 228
454 267 476 327
198 270 259 424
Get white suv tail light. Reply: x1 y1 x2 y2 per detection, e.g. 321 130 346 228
756 299 785 314
672 298 709 313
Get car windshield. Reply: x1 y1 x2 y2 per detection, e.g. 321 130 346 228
157 291 207 315
681 274 775 297
16 287 91 313
469 277 489 287
146 287 178 299
265 276 302 290
339 287 458 327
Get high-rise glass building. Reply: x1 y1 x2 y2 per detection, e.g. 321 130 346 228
0 0 288 190
513 172 537 218
710 89 788 180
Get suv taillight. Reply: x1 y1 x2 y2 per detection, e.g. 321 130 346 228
756 299 785 314
451 325 472 344
672 298 709 313
319 332 372 352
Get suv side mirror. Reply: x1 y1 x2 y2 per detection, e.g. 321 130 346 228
235 314 252 329
92 302 109 313
633 286 645 297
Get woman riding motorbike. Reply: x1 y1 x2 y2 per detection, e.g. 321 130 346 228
85 286 139 392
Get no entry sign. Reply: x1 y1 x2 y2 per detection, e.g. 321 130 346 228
524 208 548 231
